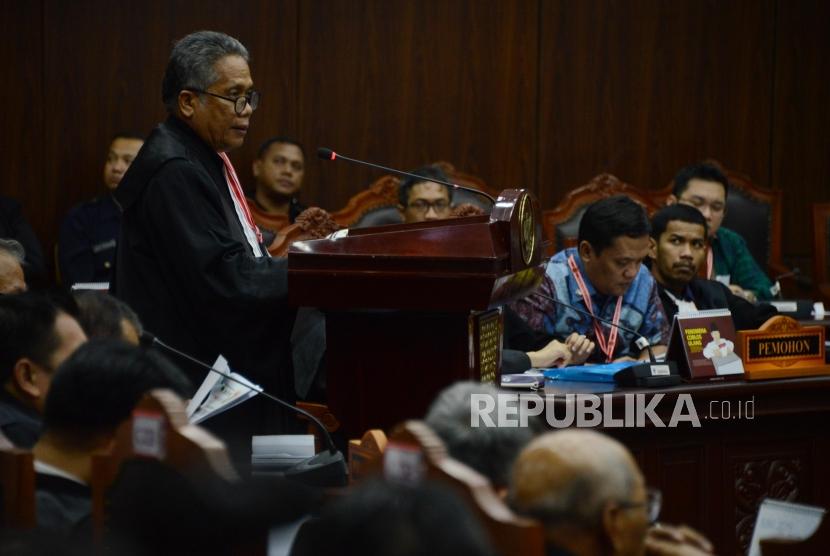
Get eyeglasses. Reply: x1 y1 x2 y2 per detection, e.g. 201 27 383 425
186 88 260 116
619 487 662 525
678 195 725 214
407 200 451 214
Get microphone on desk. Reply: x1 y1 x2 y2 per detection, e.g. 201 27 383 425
532 292 681 387
140 331 348 487
317 147 497 206
770 267 800 299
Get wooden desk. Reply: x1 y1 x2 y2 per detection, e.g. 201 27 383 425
541 377 830 555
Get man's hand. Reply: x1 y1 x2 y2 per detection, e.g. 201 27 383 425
564 333 595 365
729 284 757 303
645 523 714 556
527 339 571 369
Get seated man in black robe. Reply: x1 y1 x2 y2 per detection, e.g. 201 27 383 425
648 204 777 330
0 293 87 448
113 31 297 457
31 340 191 541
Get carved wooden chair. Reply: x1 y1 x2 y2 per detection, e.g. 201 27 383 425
330 162 496 228
347 428 387 484
812 203 830 304
0 433 36 530
385 420 546 556
542 173 661 256
90 389 238 543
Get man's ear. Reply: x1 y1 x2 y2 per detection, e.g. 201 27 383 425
578 240 594 263
178 90 199 118
397 203 406 215
666 194 677 206
648 236 658 260
601 502 626 554
12 358 40 398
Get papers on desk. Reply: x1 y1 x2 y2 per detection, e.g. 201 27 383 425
748 498 826 556
543 361 639 383
186 355 261 424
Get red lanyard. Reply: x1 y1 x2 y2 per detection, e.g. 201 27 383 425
567 255 623 362
705 247 713 279
218 152 264 245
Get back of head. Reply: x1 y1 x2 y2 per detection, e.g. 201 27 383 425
292 478 495 556
425 381 534 489
0 239 26 294
72 290 143 342
510 429 638 535
650 204 708 240
672 162 729 200
578 195 650 254
398 165 452 206
161 30 249 114
42 339 191 441
0 292 60 385
0 238 25 264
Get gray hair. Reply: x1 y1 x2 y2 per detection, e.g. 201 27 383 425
425 381 535 488
161 30 250 114
0 239 25 263
510 430 637 532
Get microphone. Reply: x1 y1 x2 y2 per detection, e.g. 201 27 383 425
140 331 347 487
532 293 680 387
770 267 800 299
317 147 497 206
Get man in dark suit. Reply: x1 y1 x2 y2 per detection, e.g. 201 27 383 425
648 204 776 330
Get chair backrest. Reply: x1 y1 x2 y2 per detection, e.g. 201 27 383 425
347 428 387 484
657 162 783 273
812 203 830 298
0 433 35 530
542 173 661 256
295 401 341 453
90 389 238 540
385 420 546 556
331 162 496 229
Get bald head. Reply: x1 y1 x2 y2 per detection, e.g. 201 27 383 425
0 246 26 295
511 430 649 555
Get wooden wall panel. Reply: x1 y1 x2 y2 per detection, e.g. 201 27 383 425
296 0 538 212
537 0 776 208
771 0 830 258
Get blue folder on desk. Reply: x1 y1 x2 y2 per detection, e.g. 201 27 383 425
543 361 639 383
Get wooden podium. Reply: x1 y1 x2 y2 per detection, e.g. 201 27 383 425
288 190 544 437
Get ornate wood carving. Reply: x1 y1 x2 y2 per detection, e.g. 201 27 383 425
734 458 801 551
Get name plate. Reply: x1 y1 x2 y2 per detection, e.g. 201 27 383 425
737 316 830 380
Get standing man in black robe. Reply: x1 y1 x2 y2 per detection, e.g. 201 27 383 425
113 31 295 458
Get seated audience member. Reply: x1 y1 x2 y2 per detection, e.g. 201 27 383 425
511 196 669 363
248 136 308 238
649 205 777 330
0 293 87 448
398 165 454 223
72 290 142 344
31 340 192 539
0 239 27 294
667 162 774 302
58 133 144 286
511 429 713 556
291 478 496 556
425 381 536 494
0 195 46 286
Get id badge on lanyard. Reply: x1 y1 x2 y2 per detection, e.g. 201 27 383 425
567 255 623 363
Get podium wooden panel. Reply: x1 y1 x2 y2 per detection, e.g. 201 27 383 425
288 190 544 437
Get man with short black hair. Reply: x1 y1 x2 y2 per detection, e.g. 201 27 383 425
648 204 776 330
511 195 668 362
58 133 144 286
248 136 308 236
667 162 774 301
0 238 27 294
113 31 295 456
32 340 192 538
72 290 143 344
0 293 87 447
398 165 454 223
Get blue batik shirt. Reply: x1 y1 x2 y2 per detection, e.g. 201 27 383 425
509 248 669 362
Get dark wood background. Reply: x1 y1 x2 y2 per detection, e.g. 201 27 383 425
2 0 828 281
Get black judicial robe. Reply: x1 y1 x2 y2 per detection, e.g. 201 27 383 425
113 117 296 447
